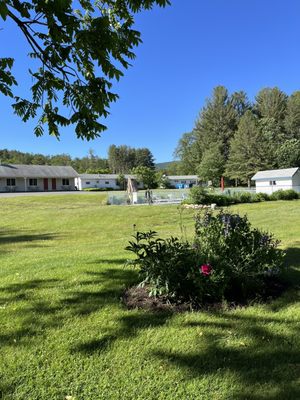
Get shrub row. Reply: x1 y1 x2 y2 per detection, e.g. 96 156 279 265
83 187 115 191
188 187 299 206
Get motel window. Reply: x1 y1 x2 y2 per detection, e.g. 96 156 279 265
96 181 99 183
7 178 16 186
269 180 276 185
86 181 90 185
62 178 70 186
105 181 110 184
29 178 37 186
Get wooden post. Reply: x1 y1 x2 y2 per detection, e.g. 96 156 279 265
220 176 225 192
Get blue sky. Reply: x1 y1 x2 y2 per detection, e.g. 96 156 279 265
1 0 300 162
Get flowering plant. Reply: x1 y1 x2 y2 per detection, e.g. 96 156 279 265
126 210 285 305
200 264 213 276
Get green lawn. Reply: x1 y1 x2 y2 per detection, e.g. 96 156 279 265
0 195 299 400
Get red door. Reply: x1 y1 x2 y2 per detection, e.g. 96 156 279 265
52 178 57 190
43 178 48 191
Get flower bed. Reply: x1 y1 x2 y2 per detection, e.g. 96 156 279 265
125 210 285 308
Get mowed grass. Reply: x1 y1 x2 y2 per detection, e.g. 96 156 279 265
0 195 299 400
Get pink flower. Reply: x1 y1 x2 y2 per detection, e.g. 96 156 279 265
200 264 213 276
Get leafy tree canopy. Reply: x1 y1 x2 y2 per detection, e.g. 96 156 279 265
197 142 225 186
131 165 157 188
226 110 271 185
0 0 170 139
276 139 300 168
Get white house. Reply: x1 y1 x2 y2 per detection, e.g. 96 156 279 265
252 167 300 194
165 175 199 189
0 164 78 192
75 174 144 191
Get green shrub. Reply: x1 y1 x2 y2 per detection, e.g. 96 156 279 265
189 187 299 206
194 210 285 302
125 231 198 298
269 189 299 201
189 186 211 205
126 211 285 305
83 187 114 192
189 187 234 206
255 192 270 201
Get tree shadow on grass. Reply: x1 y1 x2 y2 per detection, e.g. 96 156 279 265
152 308 300 400
0 278 65 347
61 268 139 315
0 229 61 246
87 258 128 265
283 247 300 282
73 311 172 354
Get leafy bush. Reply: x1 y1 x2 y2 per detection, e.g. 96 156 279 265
269 189 299 201
83 187 114 191
189 186 299 206
125 211 285 305
194 210 285 302
255 192 270 201
125 231 197 299
189 187 234 206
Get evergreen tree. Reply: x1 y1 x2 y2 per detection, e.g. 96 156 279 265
226 111 271 186
197 142 225 186
255 87 287 127
135 148 155 169
194 86 239 160
285 91 300 140
276 139 300 168
174 131 200 174
230 90 251 118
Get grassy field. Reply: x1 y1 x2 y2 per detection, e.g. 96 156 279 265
0 195 299 400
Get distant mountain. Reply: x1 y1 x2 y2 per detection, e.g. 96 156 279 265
155 161 179 170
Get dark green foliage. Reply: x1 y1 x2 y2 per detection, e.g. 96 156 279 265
125 231 198 299
226 111 270 185
285 91 300 139
197 142 225 185
189 187 233 206
131 166 158 189
126 211 285 304
189 187 299 206
176 86 300 183
0 148 109 173
108 145 155 174
276 139 300 168
0 0 170 139
269 189 299 201
254 192 271 202
174 131 200 174
83 187 114 191
255 87 287 125
194 210 285 302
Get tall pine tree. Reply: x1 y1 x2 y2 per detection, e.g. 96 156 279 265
226 111 271 186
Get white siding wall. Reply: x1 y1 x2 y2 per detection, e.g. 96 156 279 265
76 178 120 190
292 170 300 193
0 177 76 192
255 178 293 194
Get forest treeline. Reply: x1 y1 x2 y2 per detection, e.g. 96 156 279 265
0 145 155 174
175 86 300 185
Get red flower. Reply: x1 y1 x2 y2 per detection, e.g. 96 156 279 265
200 264 213 276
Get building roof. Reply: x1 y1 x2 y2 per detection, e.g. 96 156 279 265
167 175 198 180
78 174 137 180
0 164 79 178
252 168 299 180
